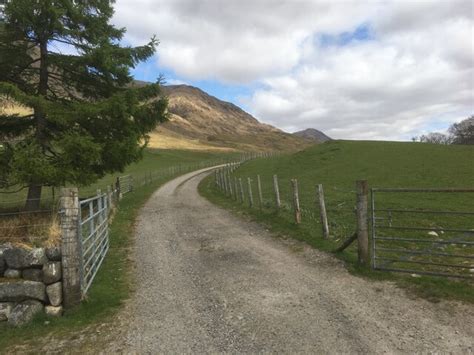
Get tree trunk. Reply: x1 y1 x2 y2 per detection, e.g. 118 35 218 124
25 184 42 211
25 40 48 211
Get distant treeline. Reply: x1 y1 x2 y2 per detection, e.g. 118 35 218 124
412 116 473 145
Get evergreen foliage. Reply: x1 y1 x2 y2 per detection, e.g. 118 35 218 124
0 0 167 209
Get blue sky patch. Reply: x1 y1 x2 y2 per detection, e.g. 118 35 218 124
132 58 255 109
318 23 374 47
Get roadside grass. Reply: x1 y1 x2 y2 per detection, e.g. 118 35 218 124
199 140 474 303
0 149 232 351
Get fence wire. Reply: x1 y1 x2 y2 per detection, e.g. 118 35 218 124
214 165 474 279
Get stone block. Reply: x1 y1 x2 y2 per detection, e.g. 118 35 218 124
45 246 61 261
0 302 13 321
43 262 62 284
4 248 47 269
0 280 46 302
22 268 43 282
4 269 21 279
45 305 63 317
7 300 43 327
46 282 62 307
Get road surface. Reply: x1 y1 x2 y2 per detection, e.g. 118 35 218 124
10 168 471 353
101 167 473 353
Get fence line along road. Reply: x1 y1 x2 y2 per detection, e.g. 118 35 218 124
213 164 474 279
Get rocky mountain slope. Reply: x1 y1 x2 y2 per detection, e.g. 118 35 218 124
292 128 331 143
1 81 324 152
148 85 312 152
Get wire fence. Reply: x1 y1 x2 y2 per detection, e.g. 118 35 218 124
213 164 474 279
214 166 359 242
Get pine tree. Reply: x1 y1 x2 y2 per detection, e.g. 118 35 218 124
0 0 167 210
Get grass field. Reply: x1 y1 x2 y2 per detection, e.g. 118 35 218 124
200 140 474 302
0 149 233 350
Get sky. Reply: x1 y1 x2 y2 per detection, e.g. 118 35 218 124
112 0 473 141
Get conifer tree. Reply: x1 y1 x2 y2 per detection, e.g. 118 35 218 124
0 0 167 210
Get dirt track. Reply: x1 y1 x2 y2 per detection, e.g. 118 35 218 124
99 167 473 353
11 167 472 354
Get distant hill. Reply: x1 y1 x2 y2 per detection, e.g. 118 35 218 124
292 128 331 143
147 84 312 152
2 81 314 152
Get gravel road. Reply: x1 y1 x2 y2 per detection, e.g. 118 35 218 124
98 167 473 353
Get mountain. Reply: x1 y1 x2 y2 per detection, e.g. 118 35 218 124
1 81 316 152
146 84 312 152
292 128 331 143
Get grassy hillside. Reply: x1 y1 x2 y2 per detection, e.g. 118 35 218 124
200 140 474 302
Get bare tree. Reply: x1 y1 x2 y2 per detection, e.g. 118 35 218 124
449 116 474 145
418 132 453 145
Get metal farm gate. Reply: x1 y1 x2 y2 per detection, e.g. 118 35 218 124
78 191 110 295
118 175 133 195
370 188 474 278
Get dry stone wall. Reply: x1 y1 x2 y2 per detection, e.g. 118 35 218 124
0 244 64 326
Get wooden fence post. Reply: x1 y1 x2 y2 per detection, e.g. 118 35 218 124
356 180 369 265
60 187 82 308
107 185 112 211
219 169 224 192
247 177 254 208
317 184 330 239
97 189 104 225
291 179 301 224
257 175 263 209
227 173 233 198
115 177 122 200
239 178 245 203
110 184 115 205
224 170 229 195
273 174 281 209
222 170 228 195
234 177 239 201
219 170 224 191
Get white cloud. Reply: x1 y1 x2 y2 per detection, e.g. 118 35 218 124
165 78 189 85
113 0 474 140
